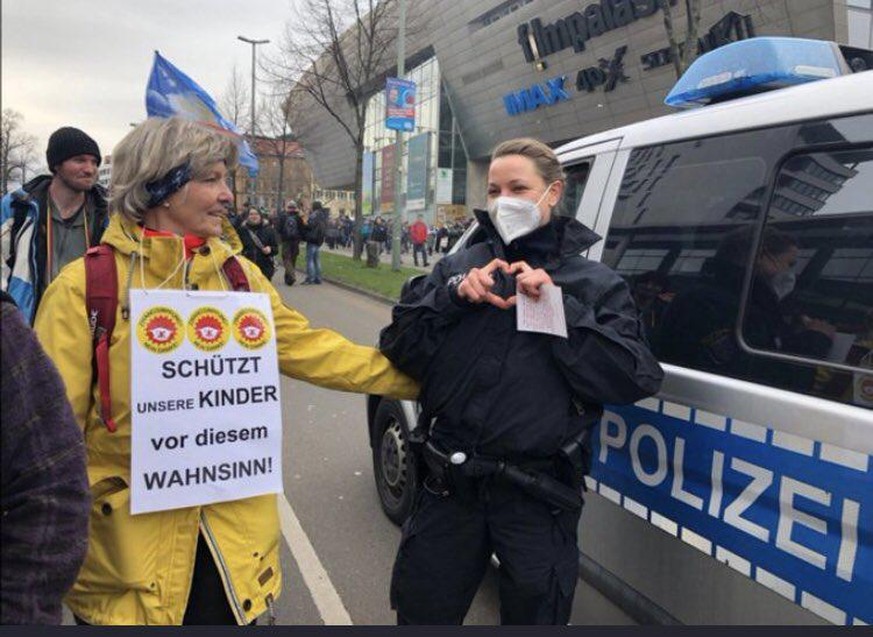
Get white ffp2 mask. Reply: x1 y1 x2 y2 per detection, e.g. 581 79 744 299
770 270 796 300
487 183 555 245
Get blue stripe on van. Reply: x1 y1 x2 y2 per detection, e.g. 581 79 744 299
591 402 872 625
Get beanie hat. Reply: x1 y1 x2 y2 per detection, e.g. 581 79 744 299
46 127 101 173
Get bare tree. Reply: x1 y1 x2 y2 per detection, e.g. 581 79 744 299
257 92 298 218
1 109 39 195
660 0 703 79
219 65 251 209
220 64 250 128
268 0 403 260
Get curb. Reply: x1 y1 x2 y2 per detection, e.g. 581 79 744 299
320 276 397 307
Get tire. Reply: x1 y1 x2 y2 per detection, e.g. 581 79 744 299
372 399 418 526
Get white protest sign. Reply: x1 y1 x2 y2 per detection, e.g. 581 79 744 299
129 289 282 515
516 283 568 338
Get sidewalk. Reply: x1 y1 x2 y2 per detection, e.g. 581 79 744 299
320 243 440 273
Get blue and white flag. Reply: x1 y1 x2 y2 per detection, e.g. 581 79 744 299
146 51 259 176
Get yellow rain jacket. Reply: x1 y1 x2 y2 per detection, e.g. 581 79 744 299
33 214 418 625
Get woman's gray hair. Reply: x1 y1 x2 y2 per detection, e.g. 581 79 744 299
110 117 238 222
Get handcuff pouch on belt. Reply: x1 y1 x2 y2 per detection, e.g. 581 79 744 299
422 441 583 512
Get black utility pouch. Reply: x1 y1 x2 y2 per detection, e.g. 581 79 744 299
559 403 601 491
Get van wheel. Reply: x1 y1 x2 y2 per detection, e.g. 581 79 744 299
372 400 418 526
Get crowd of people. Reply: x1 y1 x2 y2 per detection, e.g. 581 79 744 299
0 120 663 626
227 202 476 276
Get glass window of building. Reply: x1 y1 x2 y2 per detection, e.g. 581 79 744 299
363 55 467 223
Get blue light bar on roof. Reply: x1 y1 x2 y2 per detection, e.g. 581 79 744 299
665 37 848 109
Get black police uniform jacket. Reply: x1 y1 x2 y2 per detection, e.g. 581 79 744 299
379 210 664 461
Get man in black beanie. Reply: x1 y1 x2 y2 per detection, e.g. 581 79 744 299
1 126 109 323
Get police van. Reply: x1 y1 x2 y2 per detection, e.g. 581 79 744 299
367 38 872 625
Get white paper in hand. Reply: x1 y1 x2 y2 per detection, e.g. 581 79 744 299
516 283 568 338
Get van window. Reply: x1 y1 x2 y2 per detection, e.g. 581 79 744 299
601 115 871 408
740 146 873 407
553 161 590 219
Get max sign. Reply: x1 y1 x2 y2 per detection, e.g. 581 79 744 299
503 46 628 116
503 76 571 116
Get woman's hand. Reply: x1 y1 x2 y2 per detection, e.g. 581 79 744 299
457 259 515 309
262 246 272 255
510 261 553 300
801 315 836 339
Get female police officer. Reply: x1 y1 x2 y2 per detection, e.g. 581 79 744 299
33 117 417 625
379 138 663 624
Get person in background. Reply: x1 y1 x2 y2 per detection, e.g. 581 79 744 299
371 217 388 255
278 200 303 285
379 137 662 625
655 226 834 393
1 126 108 323
239 207 279 281
630 271 673 344
302 201 326 285
410 214 429 267
400 220 410 255
1 290 90 624
33 117 418 626
435 222 448 254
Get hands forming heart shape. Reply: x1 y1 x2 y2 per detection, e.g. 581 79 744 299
456 258 554 310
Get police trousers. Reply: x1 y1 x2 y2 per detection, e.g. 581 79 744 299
390 475 582 625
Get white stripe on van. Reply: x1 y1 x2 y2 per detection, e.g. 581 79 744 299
801 591 847 625
694 409 728 431
662 401 692 422
634 397 661 412
680 527 712 555
754 567 796 602
729 418 768 443
818 444 869 472
715 546 751 577
621 496 648 520
598 483 622 506
650 512 678 537
771 430 815 456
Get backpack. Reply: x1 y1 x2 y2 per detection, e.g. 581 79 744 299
84 244 250 433
282 213 301 241
306 213 326 245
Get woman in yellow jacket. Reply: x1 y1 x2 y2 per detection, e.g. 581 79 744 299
33 117 419 625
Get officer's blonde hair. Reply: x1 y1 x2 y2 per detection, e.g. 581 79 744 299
110 117 238 222
491 137 565 186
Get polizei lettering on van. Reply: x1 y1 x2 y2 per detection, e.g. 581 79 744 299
591 403 871 624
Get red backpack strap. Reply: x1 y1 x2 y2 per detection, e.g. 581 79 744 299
84 245 119 433
221 256 251 292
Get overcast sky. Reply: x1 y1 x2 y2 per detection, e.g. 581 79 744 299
2 0 298 168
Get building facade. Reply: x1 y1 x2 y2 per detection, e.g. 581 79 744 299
234 136 314 214
294 0 871 224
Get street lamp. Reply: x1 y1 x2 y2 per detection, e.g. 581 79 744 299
391 0 406 271
238 35 270 201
